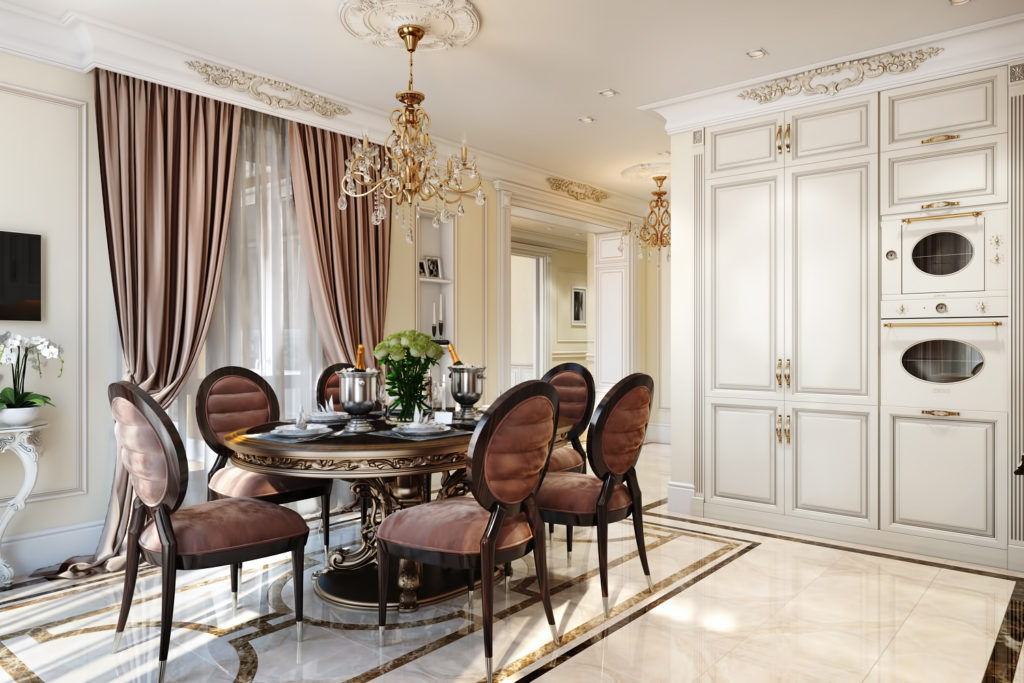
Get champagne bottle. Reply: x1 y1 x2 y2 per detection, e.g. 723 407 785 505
448 343 463 366
354 343 366 371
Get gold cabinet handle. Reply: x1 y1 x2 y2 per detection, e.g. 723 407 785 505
783 359 791 388
920 133 960 145
884 321 1001 328
784 123 791 153
922 409 960 417
776 125 783 155
776 415 783 443
921 200 960 210
901 211 982 224
784 415 791 444
775 358 783 387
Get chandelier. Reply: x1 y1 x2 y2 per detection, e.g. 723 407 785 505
623 175 670 258
337 24 484 238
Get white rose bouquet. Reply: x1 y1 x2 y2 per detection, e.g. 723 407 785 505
373 330 443 421
0 333 63 409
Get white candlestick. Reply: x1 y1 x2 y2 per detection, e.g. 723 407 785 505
433 303 437 325
439 294 444 321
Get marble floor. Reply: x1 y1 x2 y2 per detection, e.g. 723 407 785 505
1 444 1023 682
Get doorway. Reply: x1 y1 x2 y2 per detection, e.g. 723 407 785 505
509 250 546 382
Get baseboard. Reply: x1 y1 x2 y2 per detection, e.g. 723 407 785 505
645 422 670 444
1 519 105 581
666 481 695 515
1007 544 1024 572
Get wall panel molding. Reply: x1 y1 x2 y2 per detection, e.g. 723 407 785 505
1010 90 1023 543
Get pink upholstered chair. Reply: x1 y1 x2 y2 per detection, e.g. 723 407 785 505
540 362 595 475
376 380 561 683
315 361 354 410
109 381 308 681
196 366 332 561
534 373 655 617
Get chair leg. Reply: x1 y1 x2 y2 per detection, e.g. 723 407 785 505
532 522 559 645
377 542 389 641
466 568 475 608
113 534 140 653
320 488 332 563
292 542 304 641
631 506 653 593
481 546 495 683
158 558 177 672
230 563 241 608
548 522 554 534
566 524 574 554
597 508 610 617
504 562 512 592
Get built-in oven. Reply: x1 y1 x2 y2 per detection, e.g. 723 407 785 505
881 317 1007 413
881 208 1007 299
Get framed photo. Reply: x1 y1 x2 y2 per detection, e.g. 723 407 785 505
417 259 427 277
0 231 41 321
571 287 586 326
424 255 442 279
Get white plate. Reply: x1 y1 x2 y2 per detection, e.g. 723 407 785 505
272 424 332 437
393 422 451 435
309 411 348 423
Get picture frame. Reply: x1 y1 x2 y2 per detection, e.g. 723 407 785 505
0 231 42 321
424 255 442 279
417 259 427 277
571 287 586 326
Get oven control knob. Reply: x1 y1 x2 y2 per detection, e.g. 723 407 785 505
897 304 906 314
977 302 987 313
935 302 948 314
885 250 898 261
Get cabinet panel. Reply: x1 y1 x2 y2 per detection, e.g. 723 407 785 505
788 95 877 166
707 115 784 178
881 135 1007 214
707 400 782 511
881 408 1005 546
708 175 783 397
882 67 1007 150
786 404 876 527
786 158 877 403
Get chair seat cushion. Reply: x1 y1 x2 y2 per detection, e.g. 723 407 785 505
547 445 584 473
209 465 325 499
377 497 533 555
534 472 632 515
139 498 308 556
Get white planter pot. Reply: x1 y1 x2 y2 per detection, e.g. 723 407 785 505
0 407 41 426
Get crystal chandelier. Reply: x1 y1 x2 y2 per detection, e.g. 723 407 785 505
337 24 485 239
622 175 670 258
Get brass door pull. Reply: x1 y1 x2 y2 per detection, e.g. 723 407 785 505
775 359 783 387
776 125 783 155
776 415 783 443
783 359 791 388
901 211 982 224
920 133 960 145
784 415 791 444
921 200 960 210
784 123 791 153
922 409 960 417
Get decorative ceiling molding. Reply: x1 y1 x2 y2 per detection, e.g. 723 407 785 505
546 177 610 203
185 60 351 118
338 0 481 50
1012 63 1024 83
738 47 943 104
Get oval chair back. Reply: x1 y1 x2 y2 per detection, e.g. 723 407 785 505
587 373 654 480
540 362 594 445
196 367 279 480
316 362 354 411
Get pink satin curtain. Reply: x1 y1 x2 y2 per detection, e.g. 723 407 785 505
288 122 391 366
58 70 241 576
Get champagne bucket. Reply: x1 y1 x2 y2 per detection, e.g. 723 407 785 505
449 365 485 420
337 369 378 433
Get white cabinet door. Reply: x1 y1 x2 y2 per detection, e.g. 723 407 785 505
881 135 1007 214
881 67 1007 151
881 407 1006 547
707 115 784 178
785 403 877 528
786 95 877 167
785 157 877 404
707 174 784 399
706 399 783 513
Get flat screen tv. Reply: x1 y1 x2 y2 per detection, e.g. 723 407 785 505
0 231 41 321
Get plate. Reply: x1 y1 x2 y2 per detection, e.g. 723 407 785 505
271 424 332 437
393 422 451 435
309 411 348 423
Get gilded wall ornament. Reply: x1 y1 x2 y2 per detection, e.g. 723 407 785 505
738 47 944 104
185 60 351 119
339 0 481 50
546 177 610 203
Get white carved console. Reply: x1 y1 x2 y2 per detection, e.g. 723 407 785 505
0 424 46 587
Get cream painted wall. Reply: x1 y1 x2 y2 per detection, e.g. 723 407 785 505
509 255 536 367
548 248 587 366
0 53 118 540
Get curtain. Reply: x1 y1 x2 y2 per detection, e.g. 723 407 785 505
58 70 241 576
288 122 391 366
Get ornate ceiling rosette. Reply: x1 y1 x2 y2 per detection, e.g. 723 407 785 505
339 0 481 50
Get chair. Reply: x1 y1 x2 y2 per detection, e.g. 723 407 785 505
109 381 308 681
196 366 332 560
534 373 654 617
315 361 354 410
376 380 561 683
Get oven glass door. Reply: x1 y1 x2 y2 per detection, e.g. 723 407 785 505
900 213 984 294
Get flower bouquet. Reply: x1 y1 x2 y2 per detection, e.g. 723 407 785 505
0 333 63 423
373 330 443 422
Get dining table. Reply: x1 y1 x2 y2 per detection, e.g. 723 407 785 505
226 415 574 611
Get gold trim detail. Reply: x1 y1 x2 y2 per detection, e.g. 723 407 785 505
232 449 465 474
901 211 982 224
546 177 610 203
738 47 943 104
883 321 1002 328
185 60 351 119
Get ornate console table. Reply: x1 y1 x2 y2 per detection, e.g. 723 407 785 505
0 423 46 588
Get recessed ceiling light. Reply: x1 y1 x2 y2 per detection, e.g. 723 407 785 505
746 48 769 59
657 150 671 157
577 116 596 124
949 0 971 4
597 88 619 98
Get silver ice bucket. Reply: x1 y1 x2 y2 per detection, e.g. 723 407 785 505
449 365 485 421
337 368 378 433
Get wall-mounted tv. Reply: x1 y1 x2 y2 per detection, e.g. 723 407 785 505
0 231 41 321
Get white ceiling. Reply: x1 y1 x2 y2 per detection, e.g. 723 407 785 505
4 0 1024 198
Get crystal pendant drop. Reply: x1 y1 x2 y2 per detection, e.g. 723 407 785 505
337 194 348 211
456 203 465 217
475 189 485 206
432 214 441 228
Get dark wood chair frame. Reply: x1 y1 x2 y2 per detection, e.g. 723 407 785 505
196 366 332 561
540 362 596 549
110 382 306 680
536 373 655 617
315 361 353 410
376 380 561 683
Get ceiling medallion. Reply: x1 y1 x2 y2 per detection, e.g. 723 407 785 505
621 175 670 258
185 60 350 118
339 0 481 50
546 177 609 203
738 47 943 104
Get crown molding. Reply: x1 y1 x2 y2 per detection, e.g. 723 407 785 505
494 178 641 231
643 12 1024 134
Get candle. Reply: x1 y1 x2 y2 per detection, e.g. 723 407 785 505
433 303 437 325
440 294 444 321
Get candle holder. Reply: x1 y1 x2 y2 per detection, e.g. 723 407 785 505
437 321 445 339
431 323 437 338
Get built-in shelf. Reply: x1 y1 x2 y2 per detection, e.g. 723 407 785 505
418 277 453 284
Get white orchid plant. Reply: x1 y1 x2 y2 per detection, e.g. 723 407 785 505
0 333 63 409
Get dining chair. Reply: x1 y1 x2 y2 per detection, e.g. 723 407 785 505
376 380 561 683
196 366 332 561
540 362 596 550
109 381 308 681
315 361 354 410
534 373 655 617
